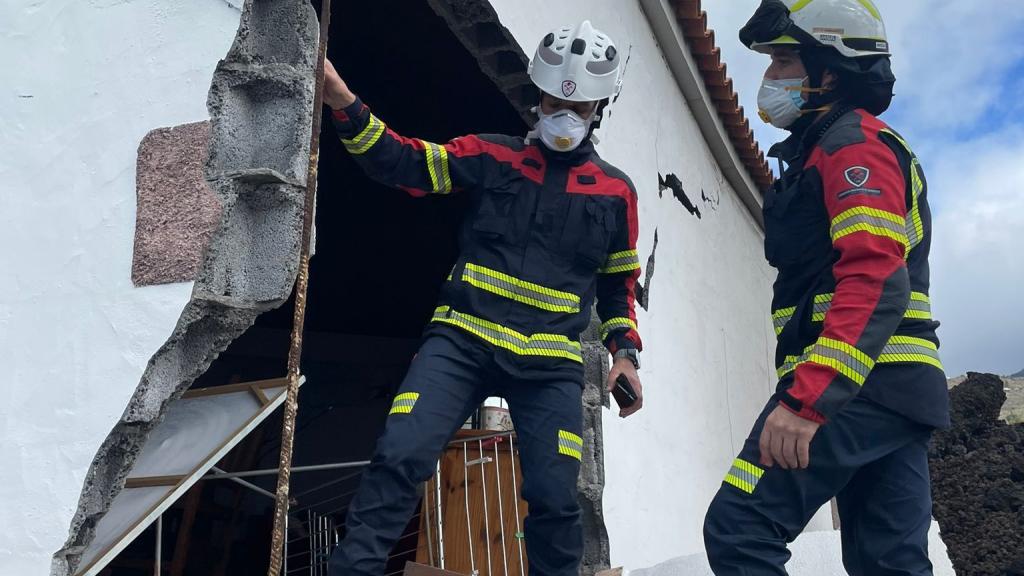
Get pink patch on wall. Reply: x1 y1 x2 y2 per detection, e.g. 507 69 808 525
132 121 222 286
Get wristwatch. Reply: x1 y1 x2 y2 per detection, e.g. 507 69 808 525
613 348 640 370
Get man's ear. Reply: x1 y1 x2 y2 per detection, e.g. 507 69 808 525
821 68 840 91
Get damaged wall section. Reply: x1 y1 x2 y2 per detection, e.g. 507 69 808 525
52 1 319 573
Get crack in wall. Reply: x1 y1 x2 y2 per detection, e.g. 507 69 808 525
51 1 318 573
659 172 701 219
635 228 658 312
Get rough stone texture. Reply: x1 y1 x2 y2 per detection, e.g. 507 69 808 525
132 121 221 286
578 314 612 575
52 1 318 574
426 0 538 124
950 375 1024 425
930 373 1024 576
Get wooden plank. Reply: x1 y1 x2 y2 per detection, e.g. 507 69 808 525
181 377 289 399
403 561 464 575
248 384 272 406
124 475 184 489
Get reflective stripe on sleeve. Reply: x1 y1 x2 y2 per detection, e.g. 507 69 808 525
599 250 641 274
600 317 638 342
341 114 387 154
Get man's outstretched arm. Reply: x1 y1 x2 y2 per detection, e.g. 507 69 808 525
323 58 489 196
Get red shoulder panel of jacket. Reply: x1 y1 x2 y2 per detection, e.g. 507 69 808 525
445 136 546 185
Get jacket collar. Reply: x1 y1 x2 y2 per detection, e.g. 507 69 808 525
767 103 856 167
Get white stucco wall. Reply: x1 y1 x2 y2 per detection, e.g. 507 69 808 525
0 1 241 573
0 0 822 574
488 0 824 569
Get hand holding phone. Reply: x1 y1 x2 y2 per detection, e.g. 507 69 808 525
612 373 638 410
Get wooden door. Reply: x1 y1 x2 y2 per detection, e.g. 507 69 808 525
417 431 528 575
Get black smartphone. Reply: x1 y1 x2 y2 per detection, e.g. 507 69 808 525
612 374 638 409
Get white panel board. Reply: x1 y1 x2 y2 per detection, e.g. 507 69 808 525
75 378 300 576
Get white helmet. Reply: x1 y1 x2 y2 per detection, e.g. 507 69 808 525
742 0 889 59
528 21 623 103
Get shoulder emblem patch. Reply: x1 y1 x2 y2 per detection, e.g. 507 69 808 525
838 165 882 199
845 166 870 188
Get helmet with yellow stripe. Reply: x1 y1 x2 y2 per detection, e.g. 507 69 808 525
742 0 889 59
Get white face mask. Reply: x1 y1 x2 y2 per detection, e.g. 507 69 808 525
757 77 808 129
536 109 593 152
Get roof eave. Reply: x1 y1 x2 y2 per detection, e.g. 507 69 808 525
640 0 773 230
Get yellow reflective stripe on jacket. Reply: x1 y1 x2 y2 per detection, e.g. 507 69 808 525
420 139 453 194
778 334 943 379
805 338 875 385
808 291 932 323
558 430 583 461
599 250 641 274
389 392 420 415
341 114 386 154
431 306 582 363
600 317 637 341
724 458 764 494
772 306 797 335
461 263 581 313
905 292 932 320
880 128 926 251
830 206 909 250
776 338 875 385
876 335 944 370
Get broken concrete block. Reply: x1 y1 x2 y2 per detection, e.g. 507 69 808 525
53 1 319 574
206 63 314 186
132 121 221 286
193 179 305 306
579 337 612 574
224 0 318 70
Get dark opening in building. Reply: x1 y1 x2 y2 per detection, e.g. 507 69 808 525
95 1 529 574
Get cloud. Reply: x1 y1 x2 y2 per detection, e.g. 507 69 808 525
705 1 1024 376
927 127 1024 376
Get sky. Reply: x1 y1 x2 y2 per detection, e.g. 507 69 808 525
704 0 1024 377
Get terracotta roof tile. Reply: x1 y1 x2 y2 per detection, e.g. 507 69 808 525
671 0 774 192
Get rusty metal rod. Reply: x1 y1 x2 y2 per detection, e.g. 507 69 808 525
266 0 332 573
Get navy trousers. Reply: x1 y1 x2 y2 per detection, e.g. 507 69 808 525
328 330 584 576
704 396 935 576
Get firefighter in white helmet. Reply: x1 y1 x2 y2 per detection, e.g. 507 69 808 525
704 1 948 574
322 21 643 576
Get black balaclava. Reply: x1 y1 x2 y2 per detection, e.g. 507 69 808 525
800 47 897 116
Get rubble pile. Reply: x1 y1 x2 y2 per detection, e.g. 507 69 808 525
930 373 1024 576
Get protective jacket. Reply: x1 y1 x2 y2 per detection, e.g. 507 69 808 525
766 104 949 428
331 98 642 380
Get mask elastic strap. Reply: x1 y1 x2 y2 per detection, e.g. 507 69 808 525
785 86 829 94
799 104 833 117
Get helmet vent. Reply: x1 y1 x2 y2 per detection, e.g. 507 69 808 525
543 33 555 47
606 46 617 60
571 38 586 55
